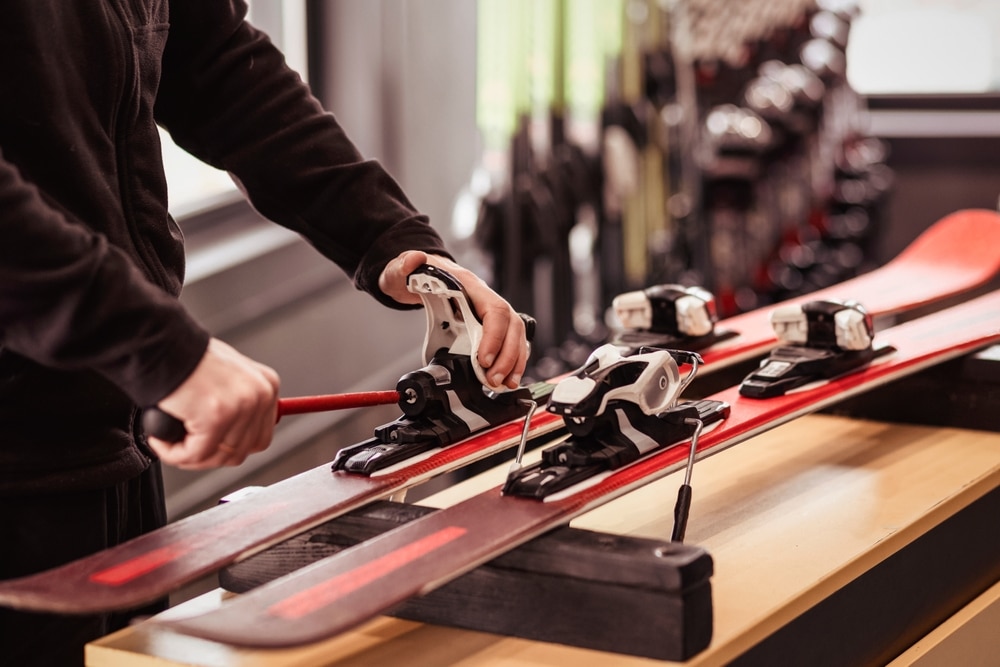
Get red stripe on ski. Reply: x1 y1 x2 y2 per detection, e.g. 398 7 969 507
89 547 191 586
269 526 467 620
88 502 291 586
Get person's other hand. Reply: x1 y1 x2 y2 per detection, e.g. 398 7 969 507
146 338 280 469
379 251 529 390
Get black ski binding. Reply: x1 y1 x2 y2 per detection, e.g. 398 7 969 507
503 344 730 499
740 299 891 398
332 265 535 475
610 284 736 352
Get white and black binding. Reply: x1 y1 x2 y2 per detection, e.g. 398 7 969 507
740 299 891 398
331 265 539 474
610 284 735 352
503 343 729 501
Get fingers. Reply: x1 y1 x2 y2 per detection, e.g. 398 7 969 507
477 304 528 389
452 265 529 389
146 339 280 470
381 252 531 390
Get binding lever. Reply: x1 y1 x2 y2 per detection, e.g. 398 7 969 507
610 284 736 352
332 265 535 475
740 299 891 398
503 344 729 499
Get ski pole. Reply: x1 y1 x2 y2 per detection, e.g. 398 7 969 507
141 391 401 444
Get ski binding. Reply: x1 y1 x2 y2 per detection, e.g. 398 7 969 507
504 344 729 499
611 284 736 351
740 299 889 398
332 265 534 474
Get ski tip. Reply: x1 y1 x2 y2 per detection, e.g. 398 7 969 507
900 208 1000 268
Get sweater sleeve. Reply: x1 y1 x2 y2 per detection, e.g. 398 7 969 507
0 151 211 406
155 0 450 309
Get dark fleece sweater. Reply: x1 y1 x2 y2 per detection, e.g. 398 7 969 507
0 0 447 493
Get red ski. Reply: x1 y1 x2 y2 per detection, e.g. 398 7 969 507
698 208 1000 367
0 265 565 615
0 209 996 615
0 402 561 614
157 289 1000 647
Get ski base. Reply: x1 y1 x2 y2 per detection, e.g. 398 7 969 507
220 499 713 662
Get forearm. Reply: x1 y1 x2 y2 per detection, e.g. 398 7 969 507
156 0 448 306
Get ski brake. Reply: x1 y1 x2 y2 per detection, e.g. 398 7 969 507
503 344 729 500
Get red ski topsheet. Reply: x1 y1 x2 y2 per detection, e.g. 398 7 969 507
159 288 1000 648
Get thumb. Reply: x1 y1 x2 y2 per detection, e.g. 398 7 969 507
379 250 429 305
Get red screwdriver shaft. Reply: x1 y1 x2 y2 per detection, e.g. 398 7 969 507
276 391 400 418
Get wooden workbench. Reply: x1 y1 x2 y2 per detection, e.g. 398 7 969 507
86 414 1000 666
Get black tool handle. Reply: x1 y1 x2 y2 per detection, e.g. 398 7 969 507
520 313 537 341
141 408 188 444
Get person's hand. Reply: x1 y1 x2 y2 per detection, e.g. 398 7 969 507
379 251 529 390
146 338 280 469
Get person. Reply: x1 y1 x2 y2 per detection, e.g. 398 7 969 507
0 2 528 665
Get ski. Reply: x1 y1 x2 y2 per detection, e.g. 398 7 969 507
158 288 1000 648
0 265 565 615
0 209 995 615
611 208 1000 365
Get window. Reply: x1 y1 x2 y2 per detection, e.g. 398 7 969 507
847 0 999 94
